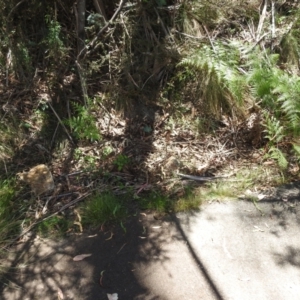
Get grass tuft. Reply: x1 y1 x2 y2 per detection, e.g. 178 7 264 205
81 192 127 226
139 192 170 213
0 180 19 246
37 216 71 237
173 188 203 212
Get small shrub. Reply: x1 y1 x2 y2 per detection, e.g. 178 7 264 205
67 101 101 141
113 154 130 171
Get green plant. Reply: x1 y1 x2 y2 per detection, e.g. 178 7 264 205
263 113 285 145
247 62 279 109
173 188 202 212
178 42 247 117
37 216 70 237
44 16 65 59
267 146 288 170
102 146 114 157
274 74 300 135
67 101 101 141
248 49 300 135
81 192 126 226
199 167 274 202
0 122 20 162
279 33 299 74
0 180 19 246
74 148 83 161
84 155 97 167
113 154 130 171
14 41 32 77
140 192 170 212
247 47 300 167
201 181 240 200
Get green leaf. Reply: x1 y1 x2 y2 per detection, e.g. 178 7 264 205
143 125 152 133
156 0 166 6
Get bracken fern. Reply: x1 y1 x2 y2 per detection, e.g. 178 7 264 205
274 74 300 135
178 42 247 117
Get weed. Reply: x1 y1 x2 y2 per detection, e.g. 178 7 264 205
139 192 170 213
201 181 239 201
173 188 202 212
139 188 203 213
113 154 130 171
81 192 127 226
13 41 32 79
37 216 70 237
199 166 283 202
44 16 65 59
266 147 288 170
0 180 19 246
66 101 101 142
103 146 114 157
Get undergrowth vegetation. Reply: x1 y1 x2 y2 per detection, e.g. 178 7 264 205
0 0 300 241
81 192 127 226
0 180 19 247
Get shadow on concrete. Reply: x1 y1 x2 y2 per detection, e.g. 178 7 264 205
0 209 224 300
171 214 224 300
2 197 300 299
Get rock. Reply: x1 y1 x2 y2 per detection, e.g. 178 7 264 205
17 164 54 196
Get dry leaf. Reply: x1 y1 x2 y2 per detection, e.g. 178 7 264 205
253 226 264 232
107 293 118 300
73 253 92 261
57 288 64 300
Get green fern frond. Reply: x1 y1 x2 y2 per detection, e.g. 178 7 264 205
67 100 101 141
274 75 300 133
292 143 300 157
267 146 288 169
279 33 300 74
179 42 246 116
263 114 285 144
247 52 282 108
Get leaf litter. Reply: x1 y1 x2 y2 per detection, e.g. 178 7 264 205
107 293 118 300
72 253 92 261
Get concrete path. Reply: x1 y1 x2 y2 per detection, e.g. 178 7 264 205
1 195 300 299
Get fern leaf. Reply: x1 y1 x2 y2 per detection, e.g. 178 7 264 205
268 146 288 169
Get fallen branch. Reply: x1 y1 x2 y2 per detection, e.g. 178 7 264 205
256 0 268 41
178 173 223 181
48 101 75 146
77 0 126 60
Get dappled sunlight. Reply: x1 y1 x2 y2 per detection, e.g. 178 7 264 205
2 0 300 299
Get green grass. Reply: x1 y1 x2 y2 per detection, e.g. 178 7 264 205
0 180 19 246
0 179 21 279
139 188 203 213
200 181 240 200
37 216 71 237
139 192 170 213
81 192 127 226
197 166 283 202
173 188 203 211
